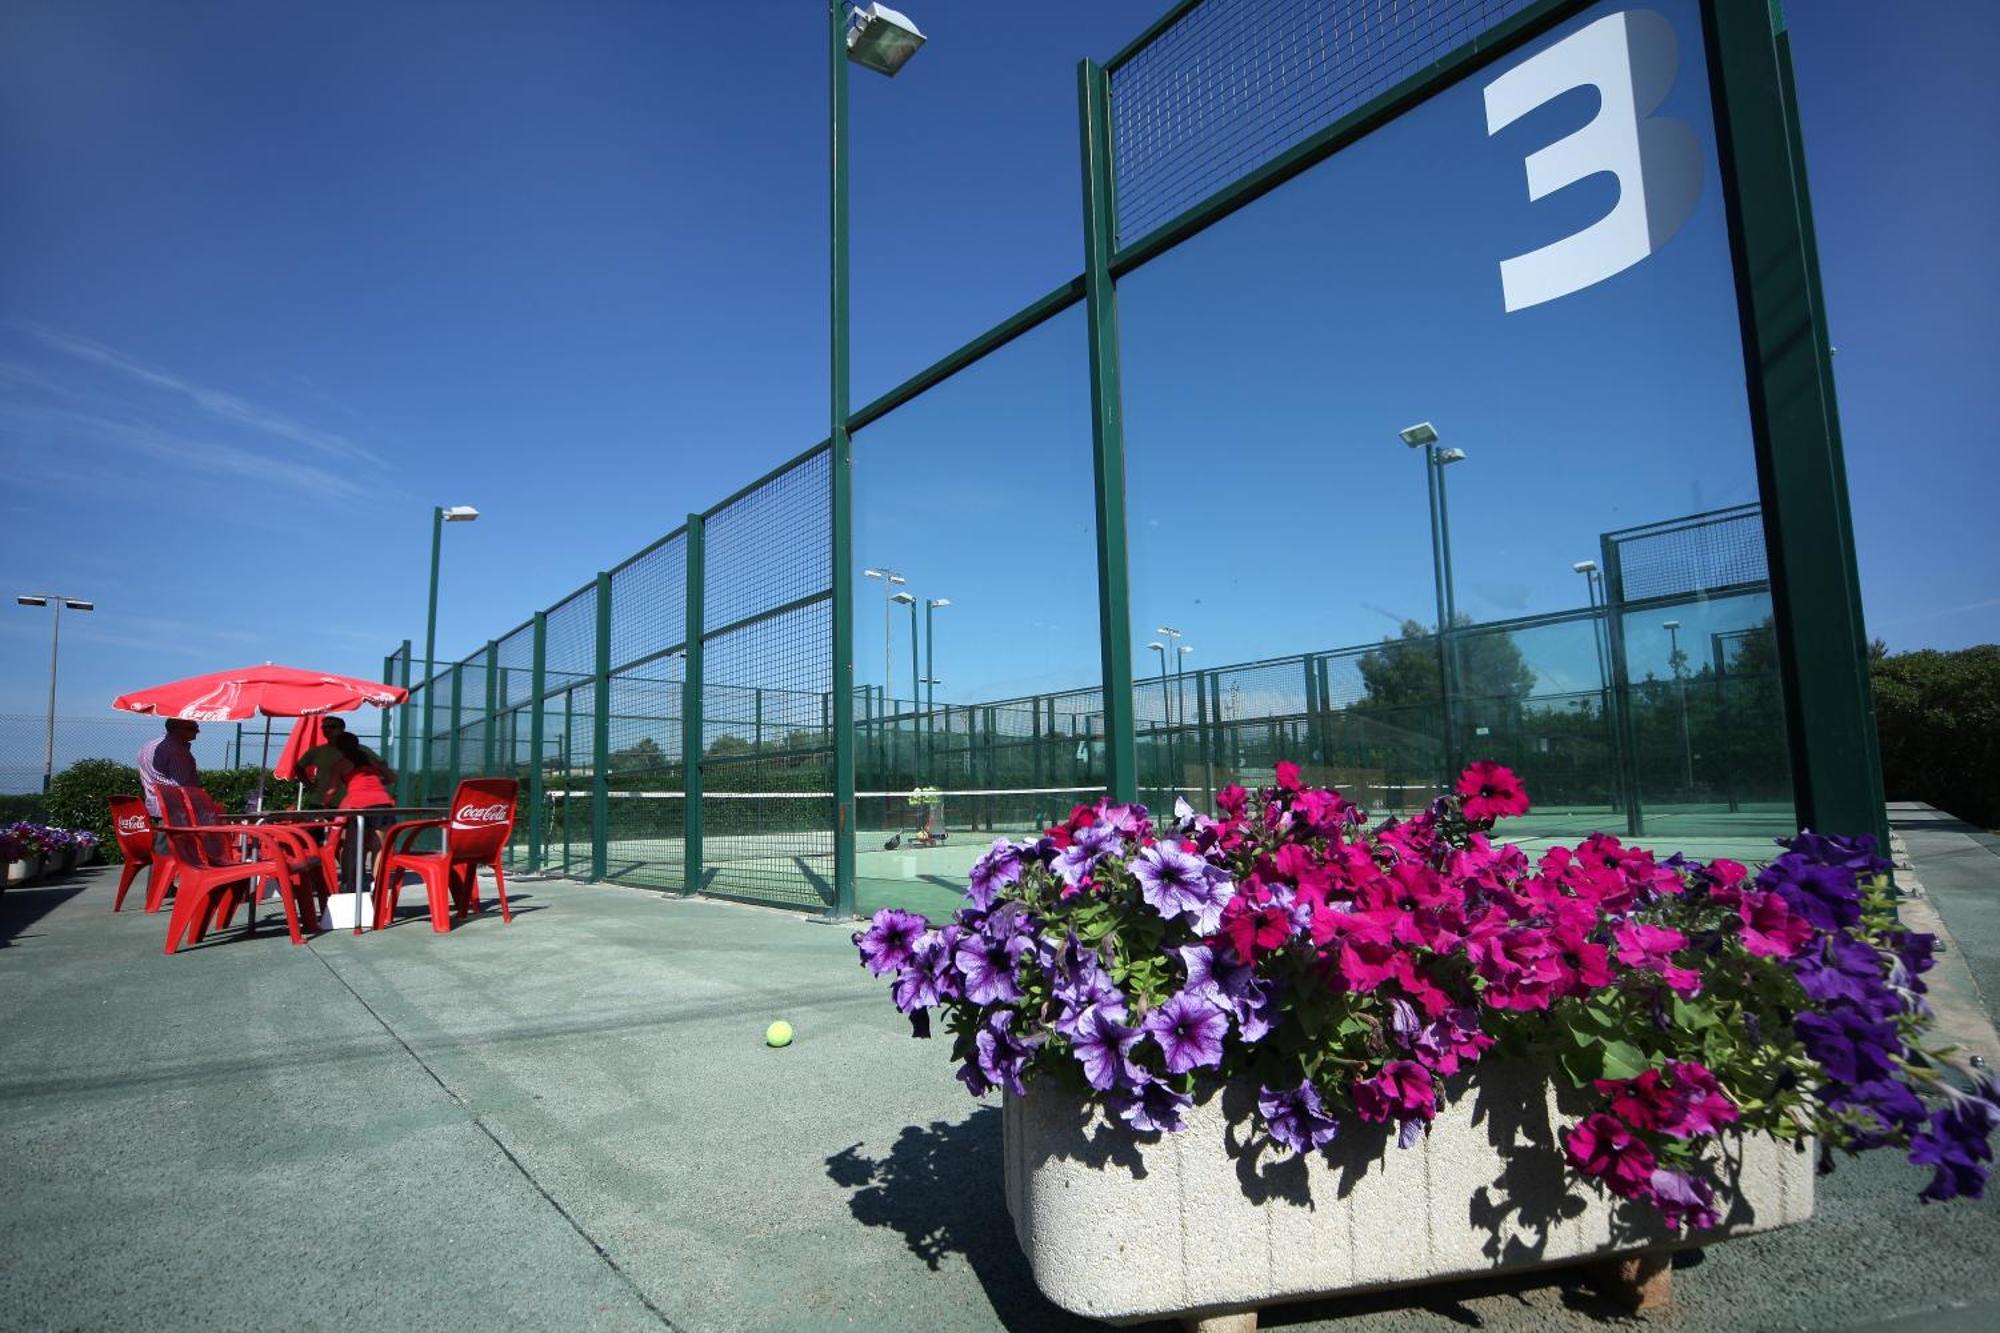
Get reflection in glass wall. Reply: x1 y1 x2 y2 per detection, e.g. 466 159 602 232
853 307 1097 915
1117 0 1791 856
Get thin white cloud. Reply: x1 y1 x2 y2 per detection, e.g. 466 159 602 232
15 321 381 467
3 401 370 501
1877 596 2000 627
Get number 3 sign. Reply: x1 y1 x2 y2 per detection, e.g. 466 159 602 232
1484 9 1703 312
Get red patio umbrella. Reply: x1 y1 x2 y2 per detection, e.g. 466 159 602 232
113 664 406 720
115 665 408 806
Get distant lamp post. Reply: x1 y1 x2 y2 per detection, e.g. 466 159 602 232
863 568 907 706
924 597 949 772
893 590 917 775
420 505 479 803
1147 641 1170 790
1663 619 1694 793
1401 422 1466 777
15 593 94 792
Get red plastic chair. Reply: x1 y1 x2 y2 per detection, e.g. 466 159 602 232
107 794 178 913
373 778 518 932
156 787 327 955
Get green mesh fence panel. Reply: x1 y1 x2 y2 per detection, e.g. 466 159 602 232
699 449 832 910
1605 503 1768 603
594 531 690 890
1108 0 1542 247
496 623 535 709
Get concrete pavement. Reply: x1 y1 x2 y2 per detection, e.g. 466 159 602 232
3 828 1998 1332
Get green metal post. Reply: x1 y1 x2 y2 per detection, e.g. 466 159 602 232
1078 58 1137 803
528 612 547 871
482 640 498 776
420 505 443 804
1195 667 1213 807
683 514 705 896
590 571 611 881
447 661 464 799
380 652 395 764
828 0 858 919
1601 535 1644 836
1303 655 1321 766
562 688 574 875
397 646 415 804
1703 0 1886 845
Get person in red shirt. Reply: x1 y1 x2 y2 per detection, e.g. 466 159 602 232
331 732 398 881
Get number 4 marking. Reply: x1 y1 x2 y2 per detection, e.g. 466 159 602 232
1484 9 1703 312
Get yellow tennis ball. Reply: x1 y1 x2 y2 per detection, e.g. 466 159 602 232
765 1020 794 1048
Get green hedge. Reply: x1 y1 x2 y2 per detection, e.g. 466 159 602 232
1873 645 2000 829
45 760 303 863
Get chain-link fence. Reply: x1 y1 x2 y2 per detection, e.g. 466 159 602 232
359 0 1857 912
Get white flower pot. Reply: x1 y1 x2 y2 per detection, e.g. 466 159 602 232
5 855 43 886
1002 1062 1813 1330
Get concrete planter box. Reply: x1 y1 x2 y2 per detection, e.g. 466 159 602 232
5 855 44 887
1002 1062 1814 1330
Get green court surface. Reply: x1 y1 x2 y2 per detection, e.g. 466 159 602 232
544 796 1794 920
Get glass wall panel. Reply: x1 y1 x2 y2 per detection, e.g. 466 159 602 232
1118 0 1790 858
853 306 1097 915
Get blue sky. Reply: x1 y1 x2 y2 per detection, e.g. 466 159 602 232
2 1 1994 740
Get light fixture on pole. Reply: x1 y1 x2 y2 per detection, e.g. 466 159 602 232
15 593 94 792
1400 422 1464 779
845 2 925 76
420 504 479 803
1663 619 1694 792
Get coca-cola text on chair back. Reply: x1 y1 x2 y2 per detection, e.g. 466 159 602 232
446 778 517 862
107 795 155 862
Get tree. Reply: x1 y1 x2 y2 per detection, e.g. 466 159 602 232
608 736 665 773
1353 617 1536 712
1872 644 2000 827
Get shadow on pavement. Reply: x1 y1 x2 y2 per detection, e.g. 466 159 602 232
0 873 92 947
827 1107 1159 1331
827 1104 1658 1332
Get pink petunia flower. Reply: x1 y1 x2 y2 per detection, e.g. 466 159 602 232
1565 1112 1657 1200
1455 761 1529 823
1738 890 1814 959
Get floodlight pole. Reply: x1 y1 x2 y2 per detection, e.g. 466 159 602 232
1665 620 1695 792
830 0 857 917
16 593 92 792
1416 443 1459 780
416 506 474 800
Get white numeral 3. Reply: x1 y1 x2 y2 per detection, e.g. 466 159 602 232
1484 9 1702 312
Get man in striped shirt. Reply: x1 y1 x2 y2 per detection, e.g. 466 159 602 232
138 719 201 853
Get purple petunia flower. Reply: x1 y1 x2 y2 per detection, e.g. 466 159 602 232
1178 943 1276 1044
1143 990 1228 1074
1649 1167 1719 1231
954 932 1029 1005
1794 1008 1902 1085
855 908 929 976
1106 1072 1191 1134
1258 1079 1339 1154
1909 1092 1999 1203
1793 932 1893 1011
1069 1004 1142 1090
1133 844 1234 932
891 928 965 1012
1761 854 1863 933
1098 801 1152 839
976 1010 1039 1097
1052 941 1127 1037
967 839 1025 910
1053 821 1121 889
